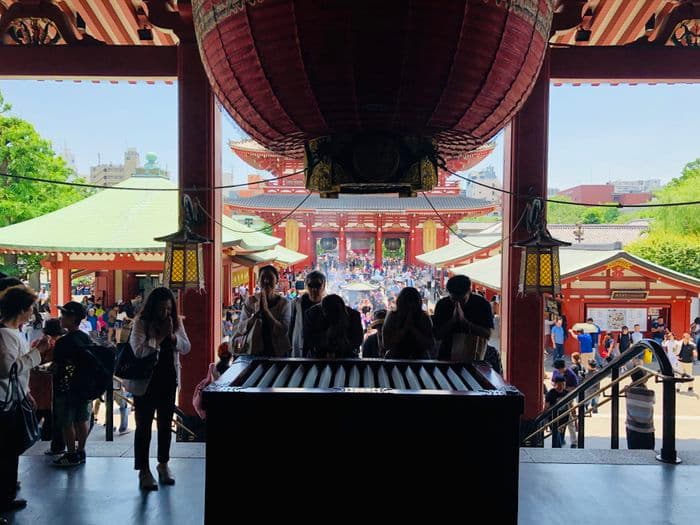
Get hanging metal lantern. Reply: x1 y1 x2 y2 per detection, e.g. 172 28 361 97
154 194 212 291
319 237 338 251
384 238 402 251
514 199 571 296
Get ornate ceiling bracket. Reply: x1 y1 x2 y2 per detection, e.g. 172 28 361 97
643 0 700 46
550 0 586 36
0 0 103 46
144 0 194 42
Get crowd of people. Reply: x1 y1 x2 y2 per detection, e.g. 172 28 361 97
0 274 190 513
544 313 698 450
216 264 498 366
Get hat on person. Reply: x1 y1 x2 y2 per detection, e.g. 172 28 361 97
58 301 86 320
43 318 67 337
369 309 387 329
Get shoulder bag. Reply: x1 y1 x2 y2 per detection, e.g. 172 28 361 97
0 363 41 455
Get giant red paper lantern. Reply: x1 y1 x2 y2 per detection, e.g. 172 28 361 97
193 0 553 194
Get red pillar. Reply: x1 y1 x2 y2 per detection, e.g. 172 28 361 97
61 258 72 307
49 266 59 316
248 266 255 290
502 51 550 420
177 39 222 416
375 228 383 268
339 228 347 265
105 270 115 307
223 262 232 307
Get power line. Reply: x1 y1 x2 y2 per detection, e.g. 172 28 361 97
198 192 313 235
420 192 526 251
0 168 306 192
439 161 700 209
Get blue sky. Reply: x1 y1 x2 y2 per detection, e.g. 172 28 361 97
0 80 698 190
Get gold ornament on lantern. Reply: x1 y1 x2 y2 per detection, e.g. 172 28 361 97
514 198 571 296
155 194 211 291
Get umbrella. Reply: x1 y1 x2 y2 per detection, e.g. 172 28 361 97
571 322 598 333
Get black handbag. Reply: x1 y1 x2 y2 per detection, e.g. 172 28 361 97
114 342 157 380
0 363 41 455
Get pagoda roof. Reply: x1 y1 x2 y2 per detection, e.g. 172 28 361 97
416 234 501 267
228 193 494 212
452 249 700 292
0 175 281 254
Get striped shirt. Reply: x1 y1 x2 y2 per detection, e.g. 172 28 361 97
626 386 655 433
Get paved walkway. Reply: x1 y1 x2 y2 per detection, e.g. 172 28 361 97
4 448 699 525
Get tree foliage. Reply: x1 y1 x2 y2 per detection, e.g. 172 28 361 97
626 232 700 279
652 159 700 236
0 90 90 275
624 159 700 278
546 195 620 224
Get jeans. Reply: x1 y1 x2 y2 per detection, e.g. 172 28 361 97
626 428 655 450
118 391 131 433
133 382 176 470
554 343 564 361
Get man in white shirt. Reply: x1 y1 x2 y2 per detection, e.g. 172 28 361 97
630 323 645 367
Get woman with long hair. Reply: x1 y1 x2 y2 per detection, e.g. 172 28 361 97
382 287 433 359
124 287 190 491
0 284 50 513
233 265 291 356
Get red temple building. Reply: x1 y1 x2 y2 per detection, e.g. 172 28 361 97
225 140 497 267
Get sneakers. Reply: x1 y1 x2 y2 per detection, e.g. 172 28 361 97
157 463 175 485
570 444 578 448
78 450 86 464
44 448 65 456
52 452 81 468
139 470 158 491
118 428 132 436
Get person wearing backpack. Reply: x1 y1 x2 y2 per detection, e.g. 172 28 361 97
51 301 92 468
123 287 190 491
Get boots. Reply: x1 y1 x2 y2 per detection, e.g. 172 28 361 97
138 469 158 491
157 463 175 485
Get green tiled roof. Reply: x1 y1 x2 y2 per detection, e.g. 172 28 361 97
416 235 501 267
0 175 281 253
452 249 700 291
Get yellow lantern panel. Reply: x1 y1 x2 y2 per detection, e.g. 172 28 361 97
171 246 185 283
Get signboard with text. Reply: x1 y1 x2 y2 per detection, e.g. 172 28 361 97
586 307 647 332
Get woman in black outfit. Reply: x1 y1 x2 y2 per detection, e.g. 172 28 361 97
123 287 190 491
382 287 433 359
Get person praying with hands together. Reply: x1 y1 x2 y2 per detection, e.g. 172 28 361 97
124 287 190 492
432 275 494 362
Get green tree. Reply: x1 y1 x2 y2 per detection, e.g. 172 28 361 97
547 195 620 224
652 159 700 236
626 232 700 279
0 90 90 275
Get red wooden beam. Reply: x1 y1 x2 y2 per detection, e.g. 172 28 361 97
0 45 177 79
550 45 700 84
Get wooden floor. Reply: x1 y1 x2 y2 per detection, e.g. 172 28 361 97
3 444 700 524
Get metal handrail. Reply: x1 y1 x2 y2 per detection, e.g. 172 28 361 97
523 339 686 464
525 365 656 441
